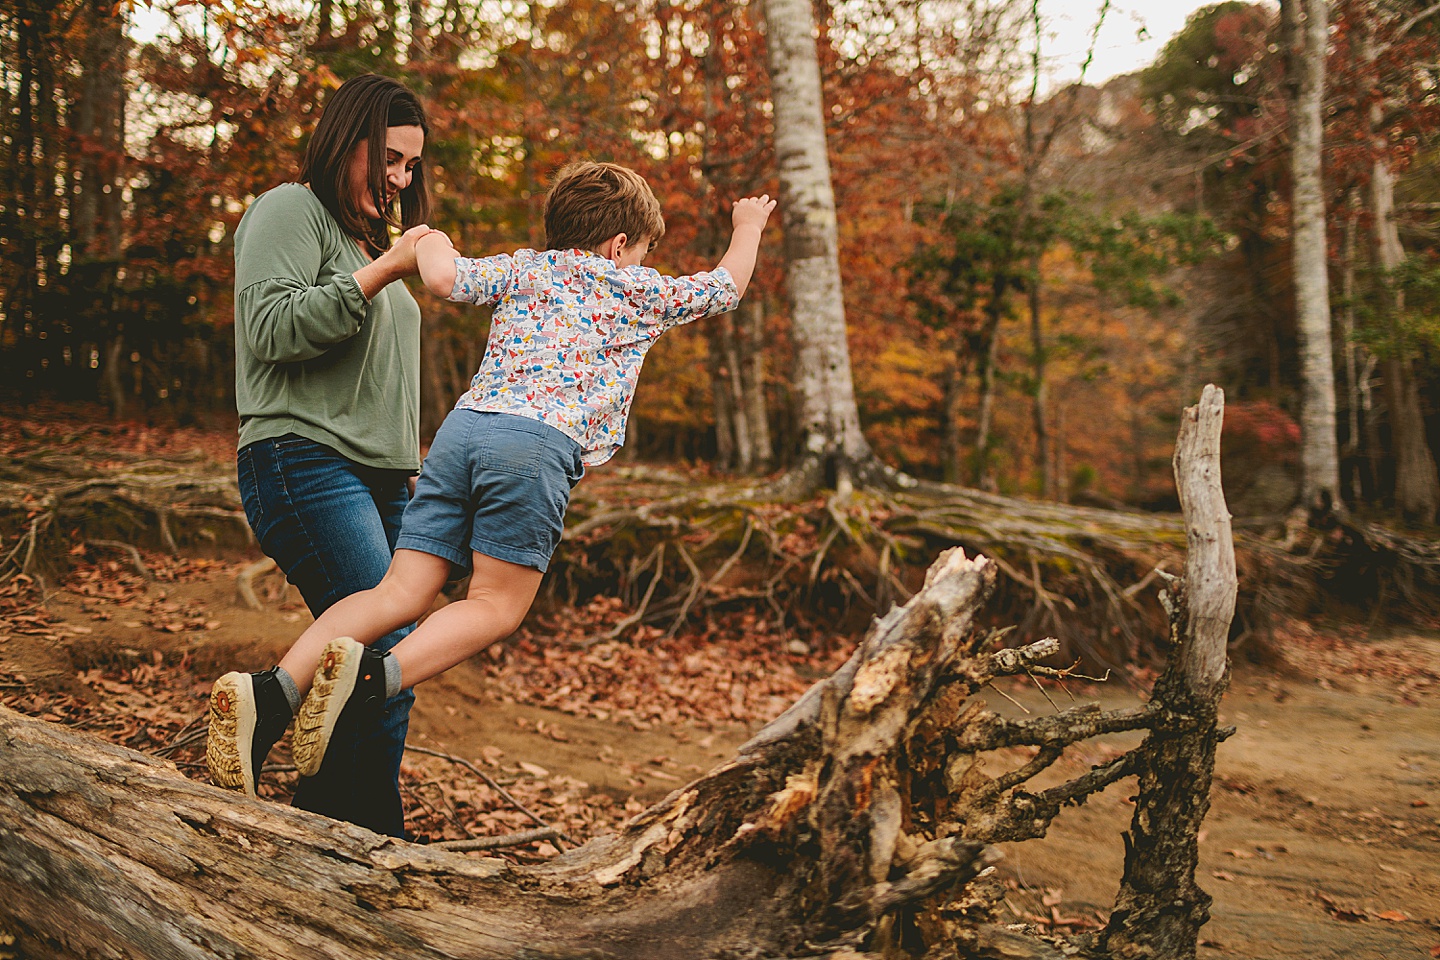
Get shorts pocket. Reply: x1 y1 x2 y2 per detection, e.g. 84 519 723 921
476 420 544 478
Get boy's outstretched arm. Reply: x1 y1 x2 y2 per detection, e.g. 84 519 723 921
716 195 777 299
415 231 459 299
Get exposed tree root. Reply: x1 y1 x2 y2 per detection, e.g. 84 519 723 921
552 477 1294 670
0 448 250 591
2 446 1435 671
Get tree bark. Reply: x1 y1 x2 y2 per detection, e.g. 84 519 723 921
942 346 968 484
1339 194 1370 503
706 317 740 470
1028 250 1051 498
73 0 126 259
974 308 1002 491
1282 0 1342 512
761 0 881 495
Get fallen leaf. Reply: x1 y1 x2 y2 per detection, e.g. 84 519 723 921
1211 871 1236 881
1374 910 1408 922
518 761 550 778
1318 893 1367 922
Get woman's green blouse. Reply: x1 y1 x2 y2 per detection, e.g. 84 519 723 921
233 183 421 471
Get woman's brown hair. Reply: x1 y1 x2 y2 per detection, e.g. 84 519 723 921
300 74 430 251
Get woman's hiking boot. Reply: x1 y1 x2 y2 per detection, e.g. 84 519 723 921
206 667 293 797
292 637 387 778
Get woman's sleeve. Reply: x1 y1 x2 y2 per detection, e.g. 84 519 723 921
234 199 370 364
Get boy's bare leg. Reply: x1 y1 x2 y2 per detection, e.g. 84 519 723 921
278 549 451 695
389 551 544 689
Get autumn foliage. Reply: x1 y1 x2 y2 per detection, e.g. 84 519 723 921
2 0 1439 513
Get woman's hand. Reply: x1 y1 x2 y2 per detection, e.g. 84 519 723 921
354 225 441 298
382 224 442 277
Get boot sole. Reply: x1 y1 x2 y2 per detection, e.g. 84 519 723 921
206 672 257 797
292 637 364 778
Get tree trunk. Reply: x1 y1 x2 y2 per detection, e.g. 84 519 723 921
1102 384 1236 960
739 297 773 472
761 0 882 495
1028 250 1051 498
973 309 1002 491
1283 0 1342 512
941 346 967 484
1362 25 1440 522
419 322 453 441
1381 356 1439 522
707 318 740 471
1339 195 1367 503
407 0 430 60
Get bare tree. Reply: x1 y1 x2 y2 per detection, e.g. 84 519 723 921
1281 0 1343 512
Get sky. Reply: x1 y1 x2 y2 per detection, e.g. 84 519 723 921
1037 0 1217 87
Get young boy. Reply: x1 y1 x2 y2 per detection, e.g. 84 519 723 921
207 161 776 798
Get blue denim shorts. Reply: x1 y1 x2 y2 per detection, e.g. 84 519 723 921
397 409 585 573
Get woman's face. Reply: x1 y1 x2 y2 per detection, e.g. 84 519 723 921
347 124 425 219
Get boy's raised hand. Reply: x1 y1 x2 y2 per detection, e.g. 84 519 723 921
732 195 777 233
718 195 778 299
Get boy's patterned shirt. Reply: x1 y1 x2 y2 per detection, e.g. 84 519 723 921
449 248 739 465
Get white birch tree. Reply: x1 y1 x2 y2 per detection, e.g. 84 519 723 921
761 0 887 494
1282 0 1343 511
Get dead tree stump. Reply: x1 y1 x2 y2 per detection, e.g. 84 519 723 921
1101 385 1237 960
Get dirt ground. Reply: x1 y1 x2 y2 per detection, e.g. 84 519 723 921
4 567 1438 960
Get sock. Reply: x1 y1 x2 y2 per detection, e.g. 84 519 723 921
274 665 302 715
381 651 403 699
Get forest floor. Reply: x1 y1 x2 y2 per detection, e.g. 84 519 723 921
2 555 1436 960
0 408 1436 958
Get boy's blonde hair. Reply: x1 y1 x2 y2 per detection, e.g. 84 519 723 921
544 161 666 252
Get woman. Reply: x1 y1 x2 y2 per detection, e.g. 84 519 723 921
226 74 434 836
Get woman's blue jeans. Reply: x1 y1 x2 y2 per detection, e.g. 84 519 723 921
237 434 416 837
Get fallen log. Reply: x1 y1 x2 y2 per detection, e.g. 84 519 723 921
0 546 1135 959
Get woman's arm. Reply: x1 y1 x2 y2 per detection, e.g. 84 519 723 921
235 193 434 364
234 197 369 364
354 224 437 299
